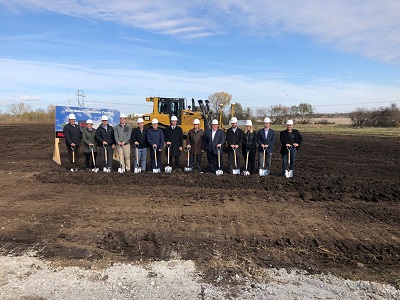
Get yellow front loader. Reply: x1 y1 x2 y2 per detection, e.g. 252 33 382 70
142 97 213 136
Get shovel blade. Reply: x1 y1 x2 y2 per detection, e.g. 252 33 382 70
184 167 193 172
216 170 223 176
285 170 293 178
134 167 141 173
259 169 269 176
165 166 173 173
153 168 160 173
233 169 240 175
243 171 250 176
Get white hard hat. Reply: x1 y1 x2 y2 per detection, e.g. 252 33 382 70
211 119 219 125
230 117 238 124
152 118 159 124
86 119 93 124
101 115 108 121
120 113 127 118
245 120 252 126
264 117 271 123
137 118 144 123
68 113 76 120
171 115 178 121
193 118 200 125
286 119 294 125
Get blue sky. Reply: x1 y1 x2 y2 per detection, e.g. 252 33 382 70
0 0 399 114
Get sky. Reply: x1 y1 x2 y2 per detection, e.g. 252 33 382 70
0 0 399 114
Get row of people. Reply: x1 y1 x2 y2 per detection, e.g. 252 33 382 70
63 113 302 175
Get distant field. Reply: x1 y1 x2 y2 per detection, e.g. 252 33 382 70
250 124 400 136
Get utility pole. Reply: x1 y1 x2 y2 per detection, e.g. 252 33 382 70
76 90 86 108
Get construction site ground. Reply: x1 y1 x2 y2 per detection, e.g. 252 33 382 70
0 124 399 297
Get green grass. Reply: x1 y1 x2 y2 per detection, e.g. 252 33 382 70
247 124 400 136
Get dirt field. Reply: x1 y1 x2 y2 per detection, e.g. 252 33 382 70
0 124 399 288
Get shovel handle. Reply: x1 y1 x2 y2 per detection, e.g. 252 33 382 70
154 147 158 168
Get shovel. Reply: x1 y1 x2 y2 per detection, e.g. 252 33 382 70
285 147 294 178
184 148 192 172
90 145 99 173
165 145 173 173
117 146 125 173
243 149 250 176
232 148 240 175
103 145 111 173
70 146 78 172
134 146 141 173
153 147 160 173
259 147 269 176
216 147 223 176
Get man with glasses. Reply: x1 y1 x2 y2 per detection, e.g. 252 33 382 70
280 120 303 176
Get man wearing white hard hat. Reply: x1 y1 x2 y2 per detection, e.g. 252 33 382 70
147 118 164 170
95 115 115 172
82 119 97 170
204 119 225 173
114 113 132 172
226 116 244 174
280 119 303 176
164 115 183 169
131 117 148 172
63 113 82 171
242 120 257 175
186 118 204 172
257 117 276 173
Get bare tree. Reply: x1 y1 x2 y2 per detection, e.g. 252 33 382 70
8 102 32 117
270 104 289 124
208 91 232 119
297 103 314 123
254 108 269 121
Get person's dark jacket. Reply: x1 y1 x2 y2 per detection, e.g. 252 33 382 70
226 127 243 149
131 127 148 149
186 128 204 155
257 128 275 153
164 126 183 156
63 123 82 147
147 127 164 149
280 129 303 154
95 124 115 146
204 129 225 154
242 130 257 150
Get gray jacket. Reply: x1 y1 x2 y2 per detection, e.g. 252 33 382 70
114 123 132 144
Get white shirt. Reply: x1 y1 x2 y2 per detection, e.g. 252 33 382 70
212 130 216 141
264 128 269 139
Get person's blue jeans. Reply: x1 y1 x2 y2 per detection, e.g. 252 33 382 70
282 148 296 174
134 148 147 171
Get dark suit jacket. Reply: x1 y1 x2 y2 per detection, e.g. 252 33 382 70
257 128 275 153
280 129 303 154
204 129 225 154
164 126 183 156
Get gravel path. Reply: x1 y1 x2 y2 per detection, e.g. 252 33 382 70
0 256 398 299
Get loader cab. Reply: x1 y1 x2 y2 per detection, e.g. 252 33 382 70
157 98 185 125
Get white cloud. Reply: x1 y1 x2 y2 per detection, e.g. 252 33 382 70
0 58 398 113
2 1 400 61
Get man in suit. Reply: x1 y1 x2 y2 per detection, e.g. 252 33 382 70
164 115 183 169
63 113 82 171
257 117 275 173
226 117 243 174
280 119 303 176
204 119 225 173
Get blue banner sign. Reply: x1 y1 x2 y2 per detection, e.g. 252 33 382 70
55 106 120 138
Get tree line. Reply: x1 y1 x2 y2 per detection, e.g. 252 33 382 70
349 103 400 128
2 93 399 128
